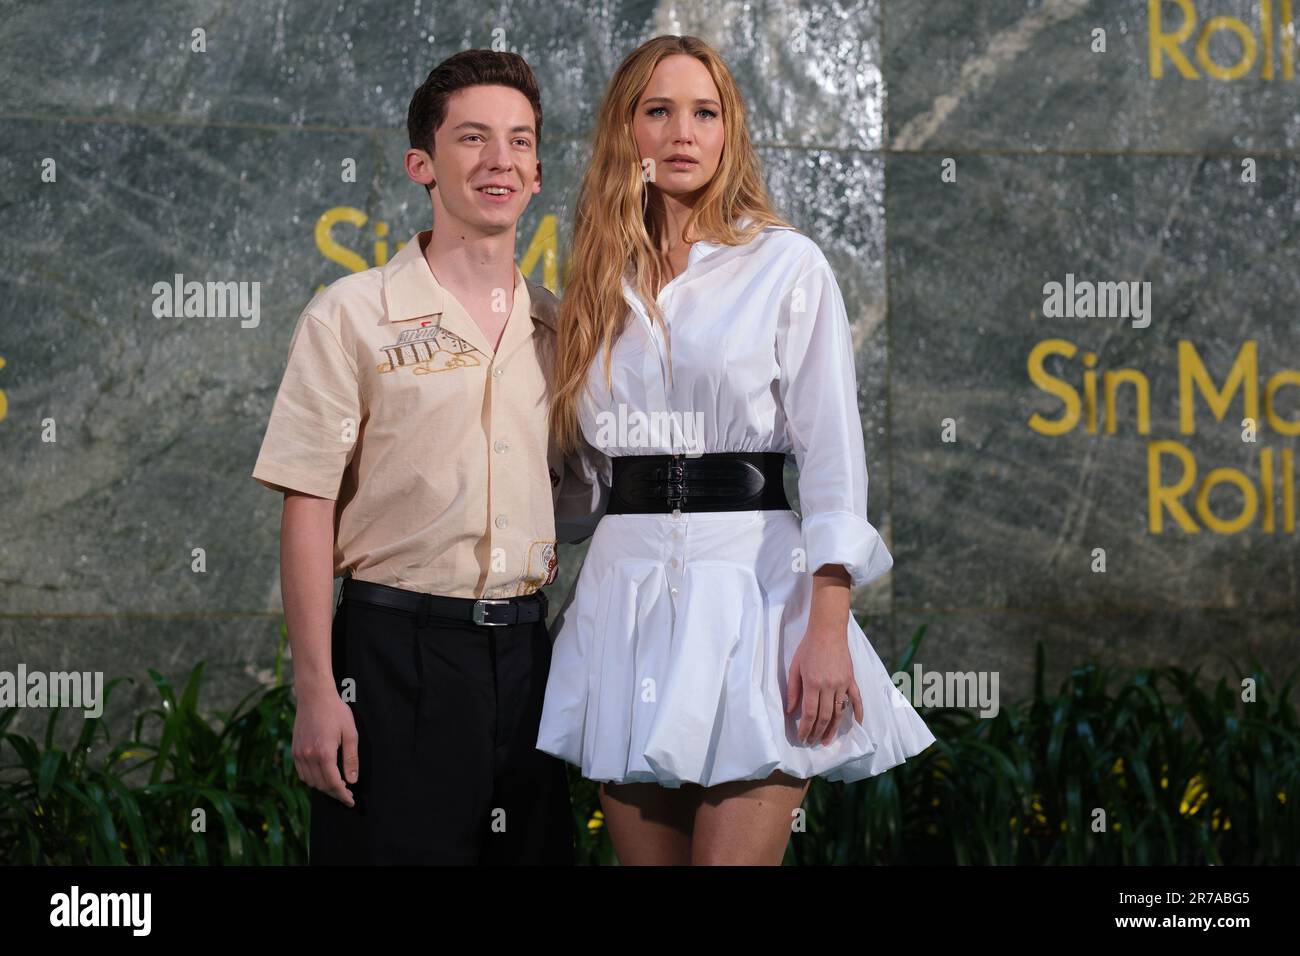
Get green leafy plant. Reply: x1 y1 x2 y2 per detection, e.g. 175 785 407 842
0 623 305 864
790 626 1300 865
2 623 1295 864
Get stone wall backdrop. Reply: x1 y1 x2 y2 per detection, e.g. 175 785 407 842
1 0 1295 740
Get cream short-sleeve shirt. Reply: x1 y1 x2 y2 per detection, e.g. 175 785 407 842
252 229 571 599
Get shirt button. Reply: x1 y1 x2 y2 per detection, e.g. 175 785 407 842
492 367 504 377
494 439 509 453
495 514 508 529
670 587 679 596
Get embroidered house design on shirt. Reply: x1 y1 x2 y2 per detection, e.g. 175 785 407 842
531 540 558 589
482 539 558 599
376 321 482 375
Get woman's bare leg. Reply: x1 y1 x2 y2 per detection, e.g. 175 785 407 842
689 770 811 865
598 780 703 865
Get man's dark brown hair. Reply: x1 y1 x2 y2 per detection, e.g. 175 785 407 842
407 50 543 192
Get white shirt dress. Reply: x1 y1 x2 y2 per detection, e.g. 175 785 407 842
536 222 936 788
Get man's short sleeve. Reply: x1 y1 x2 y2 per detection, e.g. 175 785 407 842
251 311 361 499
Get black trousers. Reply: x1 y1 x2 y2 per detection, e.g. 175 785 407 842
308 588 576 865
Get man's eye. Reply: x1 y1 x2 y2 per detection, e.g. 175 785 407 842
464 135 483 143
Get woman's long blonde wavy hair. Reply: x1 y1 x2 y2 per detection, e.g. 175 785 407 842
548 35 793 455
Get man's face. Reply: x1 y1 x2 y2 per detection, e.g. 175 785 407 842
632 55 725 202
411 84 542 234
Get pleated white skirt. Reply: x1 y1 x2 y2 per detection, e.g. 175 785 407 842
535 509 936 788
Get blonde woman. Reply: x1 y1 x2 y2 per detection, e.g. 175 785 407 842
538 35 935 865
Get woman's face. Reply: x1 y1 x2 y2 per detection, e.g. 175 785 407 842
631 54 724 202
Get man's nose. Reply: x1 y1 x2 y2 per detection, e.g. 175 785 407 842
485 135 514 170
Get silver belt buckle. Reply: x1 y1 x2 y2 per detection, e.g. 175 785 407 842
472 599 511 626
667 454 686 517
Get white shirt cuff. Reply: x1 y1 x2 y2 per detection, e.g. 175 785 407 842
802 510 893 589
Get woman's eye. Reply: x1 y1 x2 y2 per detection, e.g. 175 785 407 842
645 106 716 119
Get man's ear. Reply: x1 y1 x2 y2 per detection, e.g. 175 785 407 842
532 159 542 194
404 146 436 190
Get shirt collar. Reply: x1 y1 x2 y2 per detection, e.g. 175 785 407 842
687 238 721 267
382 230 555 331
622 214 770 293
691 213 757 262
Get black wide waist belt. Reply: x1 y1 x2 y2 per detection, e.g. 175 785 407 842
606 452 792 515
341 577 547 627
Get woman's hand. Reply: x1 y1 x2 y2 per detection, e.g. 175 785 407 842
785 565 863 745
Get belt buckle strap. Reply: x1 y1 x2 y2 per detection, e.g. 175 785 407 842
472 599 512 626
667 453 686 516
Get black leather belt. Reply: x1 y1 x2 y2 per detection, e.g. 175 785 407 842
340 577 547 627
606 452 791 515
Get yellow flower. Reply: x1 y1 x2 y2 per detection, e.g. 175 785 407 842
1110 758 1128 789
1210 807 1231 831
1279 791 1287 805
1179 773 1208 816
586 809 605 833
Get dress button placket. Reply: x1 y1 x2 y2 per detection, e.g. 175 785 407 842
668 526 686 602
666 455 683 602
639 290 686 605
666 482 685 603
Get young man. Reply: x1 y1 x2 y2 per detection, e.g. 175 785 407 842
251 50 583 864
